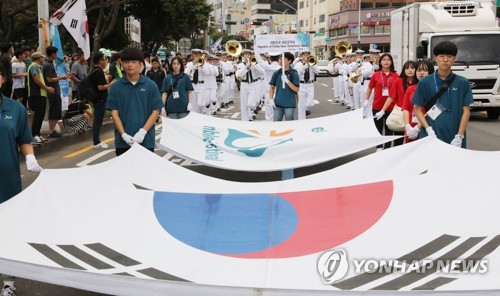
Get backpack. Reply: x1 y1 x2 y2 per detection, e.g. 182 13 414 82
78 68 99 103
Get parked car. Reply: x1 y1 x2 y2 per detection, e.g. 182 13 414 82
316 59 331 77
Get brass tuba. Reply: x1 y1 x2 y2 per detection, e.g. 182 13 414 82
349 67 363 83
307 55 317 66
225 40 242 57
195 54 205 66
335 40 352 57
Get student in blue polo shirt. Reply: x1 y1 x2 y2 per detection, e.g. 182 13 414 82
0 64 42 296
106 48 163 156
161 56 194 119
413 41 473 148
269 52 300 121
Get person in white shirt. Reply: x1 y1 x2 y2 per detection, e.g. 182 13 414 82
11 48 28 105
295 51 319 120
236 49 265 121
255 51 281 121
184 49 215 114
360 54 375 117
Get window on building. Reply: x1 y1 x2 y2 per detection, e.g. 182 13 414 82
300 20 304 27
320 0 325 2
319 14 325 23
392 3 405 7
375 25 391 34
376 2 389 8
307 0 309 7
361 25 370 35
361 2 373 9
314 17 317 24
306 19 308 26
349 28 358 37
338 27 347 36
226 14 231 20
299 1 304 9
329 29 336 37
319 28 325 34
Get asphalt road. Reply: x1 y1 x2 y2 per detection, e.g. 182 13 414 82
10 76 500 295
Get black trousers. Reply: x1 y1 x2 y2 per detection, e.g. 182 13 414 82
29 95 47 137
372 109 394 149
92 100 106 145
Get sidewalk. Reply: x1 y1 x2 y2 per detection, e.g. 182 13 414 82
32 116 115 155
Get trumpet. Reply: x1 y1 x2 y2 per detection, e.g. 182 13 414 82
307 55 317 66
249 55 258 65
349 67 363 83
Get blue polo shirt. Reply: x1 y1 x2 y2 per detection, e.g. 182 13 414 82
0 96 33 203
412 71 473 148
106 75 163 149
161 72 194 113
269 68 300 108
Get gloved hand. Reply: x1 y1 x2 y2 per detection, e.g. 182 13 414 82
282 74 290 84
408 126 420 140
426 126 436 138
405 124 413 135
132 128 147 144
363 100 369 108
450 134 463 147
187 103 194 112
160 108 167 118
374 110 385 120
26 154 42 173
121 133 135 146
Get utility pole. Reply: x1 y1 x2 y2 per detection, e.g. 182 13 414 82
38 0 49 54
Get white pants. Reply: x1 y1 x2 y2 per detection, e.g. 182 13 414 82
264 92 274 122
337 76 345 103
333 76 339 100
239 82 254 121
352 81 361 109
346 79 354 108
298 83 314 120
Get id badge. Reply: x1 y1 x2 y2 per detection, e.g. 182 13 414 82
411 112 419 124
382 87 389 96
426 103 443 121
173 91 180 99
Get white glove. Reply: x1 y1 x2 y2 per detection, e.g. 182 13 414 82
363 100 369 108
282 74 290 84
121 133 135 146
450 134 463 147
160 107 167 118
374 110 385 120
187 103 194 111
408 126 420 140
132 128 147 144
270 99 276 108
404 124 413 136
26 154 42 173
425 126 436 138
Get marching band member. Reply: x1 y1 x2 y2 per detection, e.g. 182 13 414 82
255 51 281 121
334 56 345 104
346 52 357 110
296 51 319 120
220 52 234 108
236 49 264 121
360 54 375 117
351 49 364 109
185 49 214 114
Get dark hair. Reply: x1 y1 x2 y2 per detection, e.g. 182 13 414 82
110 52 121 62
46 46 58 56
21 46 31 53
270 55 279 62
14 48 25 58
170 57 185 73
377 53 396 72
433 41 458 56
0 63 5 76
416 59 435 75
77 50 85 57
143 52 150 59
0 42 12 54
151 57 159 64
400 60 418 90
283 52 294 62
92 52 105 65
120 48 144 62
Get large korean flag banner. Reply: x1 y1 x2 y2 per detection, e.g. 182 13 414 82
159 109 400 171
0 139 500 296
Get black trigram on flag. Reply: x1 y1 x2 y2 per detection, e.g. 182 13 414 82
29 242 188 282
70 19 78 29
332 234 500 291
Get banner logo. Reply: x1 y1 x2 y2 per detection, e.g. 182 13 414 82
317 249 349 284
224 129 294 157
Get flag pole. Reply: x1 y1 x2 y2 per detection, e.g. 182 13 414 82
38 0 49 54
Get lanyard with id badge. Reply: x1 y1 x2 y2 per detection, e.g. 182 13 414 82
170 75 182 99
380 71 390 97
425 73 455 121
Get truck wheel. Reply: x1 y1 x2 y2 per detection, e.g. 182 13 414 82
486 108 500 120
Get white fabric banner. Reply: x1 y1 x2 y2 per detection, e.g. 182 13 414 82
49 0 91 59
0 138 499 295
254 34 311 53
159 109 400 171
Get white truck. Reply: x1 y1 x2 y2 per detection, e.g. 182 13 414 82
391 0 500 119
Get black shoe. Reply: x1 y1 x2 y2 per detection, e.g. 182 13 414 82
221 103 226 108
252 115 257 120
306 110 311 116
48 131 62 138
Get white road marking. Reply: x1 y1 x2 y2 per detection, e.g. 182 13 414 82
321 83 329 87
76 150 114 167
231 112 240 119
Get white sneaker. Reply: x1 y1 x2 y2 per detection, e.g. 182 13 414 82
39 136 48 142
0 286 16 296
93 142 109 149
32 135 43 144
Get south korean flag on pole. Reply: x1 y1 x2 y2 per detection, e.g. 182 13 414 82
49 0 91 59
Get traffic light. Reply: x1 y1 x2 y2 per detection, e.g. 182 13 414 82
250 21 262 26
